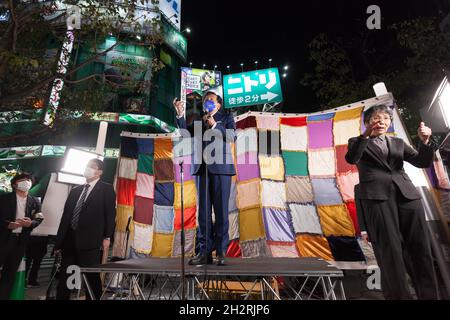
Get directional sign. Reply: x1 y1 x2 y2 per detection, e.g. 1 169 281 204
223 68 283 108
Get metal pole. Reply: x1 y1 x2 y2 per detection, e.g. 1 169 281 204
180 160 186 300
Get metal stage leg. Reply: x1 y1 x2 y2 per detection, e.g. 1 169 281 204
82 273 95 300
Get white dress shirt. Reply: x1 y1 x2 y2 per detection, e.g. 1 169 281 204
13 194 27 234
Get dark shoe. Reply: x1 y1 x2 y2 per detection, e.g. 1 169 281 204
188 254 213 265
216 255 226 266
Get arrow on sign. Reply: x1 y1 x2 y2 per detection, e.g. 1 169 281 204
261 92 278 101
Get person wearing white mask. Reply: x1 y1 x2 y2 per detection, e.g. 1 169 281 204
0 173 44 299
54 159 116 300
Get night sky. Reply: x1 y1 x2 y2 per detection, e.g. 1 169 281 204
182 0 443 113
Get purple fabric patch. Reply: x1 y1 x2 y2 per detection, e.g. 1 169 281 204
311 178 343 205
307 120 333 149
237 152 260 182
263 208 295 242
173 156 193 182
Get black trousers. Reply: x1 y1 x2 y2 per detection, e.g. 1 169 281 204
0 233 27 300
56 229 102 300
361 185 438 300
25 236 48 283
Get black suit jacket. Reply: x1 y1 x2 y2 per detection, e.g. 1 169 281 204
55 180 116 251
345 135 434 201
0 192 43 244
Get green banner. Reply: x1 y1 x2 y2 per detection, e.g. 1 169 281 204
161 16 187 61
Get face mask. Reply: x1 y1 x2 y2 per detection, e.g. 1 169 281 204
16 180 32 192
83 167 97 179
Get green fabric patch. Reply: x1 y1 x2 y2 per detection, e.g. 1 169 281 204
138 154 154 175
283 151 308 176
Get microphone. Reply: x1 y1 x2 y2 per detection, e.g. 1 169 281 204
125 216 132 233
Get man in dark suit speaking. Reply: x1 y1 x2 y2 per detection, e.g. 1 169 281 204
346 104 438 299
54 159 116 300
173 88 236 266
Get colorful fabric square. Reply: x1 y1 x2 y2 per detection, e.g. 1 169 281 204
258 130 280 156
154 182 174 206
137 154 154 175
333 107 363 121
172 228 196 257
262 208 295 242
120 137 138 159
308 149 336 177
295 234 333 260
236 179 260 210
336 172 359 201
173 156 193 183
226 239 242 257
333 118 361 146
236 128 258 155
306 113 335 121
239 207 265 241
258 155 285 181
280 124 308 151
228 183 237 213
280 116 307 127
236 116 257 130
283 151 308 176
174 180 197 210
345 201 361 235
317 204 355 237
289 203 323 235
174 207 197 231
136 138 154 155
135 173 154 199
154 138 173 159
116 178 136 206
311 178 343 205
133 196 154 225
236 152 259 182
335 145 358 174
261 180 287 209
154 158 175 182
327 236 365 261
268 242 299 258
307 120 333 149
240 238 270 258
173 136 192 158
153 205 175 234
228 211 240 240
256 116 280 130
132 222 153 254
116 205 134 232
151 232 173 257
118 158 137 180
285 176 314 203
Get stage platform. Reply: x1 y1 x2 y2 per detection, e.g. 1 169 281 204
80 257 346 300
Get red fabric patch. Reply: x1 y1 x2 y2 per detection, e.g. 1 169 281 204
345 201 360 235
134 196 154 225
174 207 197 230
116 178 136 206
226 239 242 257
236 116 257 130
335 145 358 174
280 116 307 127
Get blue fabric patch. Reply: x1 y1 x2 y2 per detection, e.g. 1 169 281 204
137 138 154 155
154 205 175 234
120 137 139 159
154 182 174 206
307 113 335 121
262 208 295 242
311 178 343 205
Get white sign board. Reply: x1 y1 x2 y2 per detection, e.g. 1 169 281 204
159 0 181 30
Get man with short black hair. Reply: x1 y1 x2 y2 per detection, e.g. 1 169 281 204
0 173 44 299
55 159 116 300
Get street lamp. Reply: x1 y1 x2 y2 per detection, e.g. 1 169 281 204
202 63 206 70
240 63 244 72
189 62 193 68
282 73 287 78
227 65 230 74
182 27 191 34
284 65 289 71
214 65 217 71
268 58 272 68
254 61 258 70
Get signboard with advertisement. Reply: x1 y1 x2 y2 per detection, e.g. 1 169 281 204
159 0 182 30
180 68 222 116
223 68 283 108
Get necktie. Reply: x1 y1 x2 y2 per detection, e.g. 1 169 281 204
71 184 90 230
373 137 388 160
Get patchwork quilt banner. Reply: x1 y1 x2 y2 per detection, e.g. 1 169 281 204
113 95 408 262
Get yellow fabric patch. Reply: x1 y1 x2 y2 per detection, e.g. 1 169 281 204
258 155 285 181
239 207 265 241
154 138 173 159
174 180 197 210
151 232 174 257
296 234 333 260
317 204 355 237
333 118 361 146
333 106 364 121
115 205 134 232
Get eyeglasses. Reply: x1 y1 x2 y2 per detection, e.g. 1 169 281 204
370 114 391 123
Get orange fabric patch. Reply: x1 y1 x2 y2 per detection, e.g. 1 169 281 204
295 234 333 260
154 138 173 159
151 232 174 257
